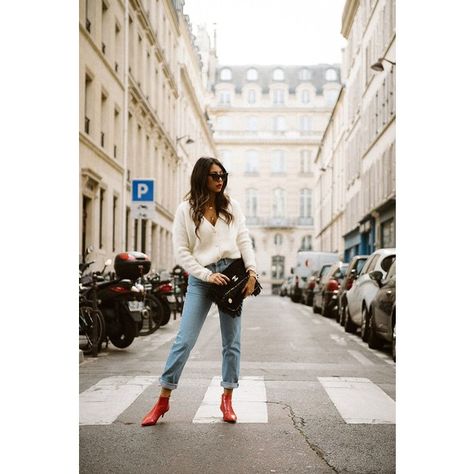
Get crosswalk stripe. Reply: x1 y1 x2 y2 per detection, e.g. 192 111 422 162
318 376 395 424
80 376 159 425
192 376 268 424
347 349 375 366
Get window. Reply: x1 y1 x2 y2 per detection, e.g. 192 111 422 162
100 92 107 148
273 116 286 131
84 74 92 134
247 89 256 104
274 234 283 246
325 68 338 81
220 150 232 171
85 0 92 32
217 115 231 130
300 150 312 173
367 254 381 272
218 90 231 105
273 68 285 80
301 90 310 104
272 256 285 279
112 195 118 252
272 188 286 217
245 150 259 173
99 188 105 248
247 116 258 131
246 188 258 217
113 107 120 158
273 89 285 105
300 235 313 251
381 218 396 247
220 68 232 80
299 68 311 80
271 150 286 173
300 189 312 217
246 68 258 80
300 115 311 132
101 2 108 55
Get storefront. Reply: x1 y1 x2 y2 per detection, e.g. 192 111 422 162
377 199 396 248
359 218 376 256
343 228 362 262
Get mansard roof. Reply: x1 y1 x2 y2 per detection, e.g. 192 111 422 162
214 64 341 94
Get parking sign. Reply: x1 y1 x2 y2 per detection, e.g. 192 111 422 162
132 179 155 202
131 179 155 219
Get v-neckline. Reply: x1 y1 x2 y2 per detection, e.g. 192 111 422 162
203 216 218 228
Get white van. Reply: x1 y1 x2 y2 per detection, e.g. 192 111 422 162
293 251 340 279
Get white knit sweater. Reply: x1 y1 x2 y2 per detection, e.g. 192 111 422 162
172 198 257 282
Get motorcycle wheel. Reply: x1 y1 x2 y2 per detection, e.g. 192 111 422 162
79 305 105 355
144 294 164 331
159 298 172 326
109 314 136 349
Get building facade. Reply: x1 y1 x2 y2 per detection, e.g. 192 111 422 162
315 0 396 261
208 65 341 293
79 0 216 272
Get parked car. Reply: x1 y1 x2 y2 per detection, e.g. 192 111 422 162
279 276 292 297
311 263 335 313
312 262 348 317
337 255 369 325
301 271 319 306
288 275 307 303
344 248 396 341
367 260 396 361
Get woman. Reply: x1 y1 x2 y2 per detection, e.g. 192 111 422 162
141 157 258 426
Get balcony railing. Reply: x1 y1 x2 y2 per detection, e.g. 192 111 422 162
213 130 321 140
246 216 314 227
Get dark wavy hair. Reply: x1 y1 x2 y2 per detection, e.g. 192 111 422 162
185 157 234 238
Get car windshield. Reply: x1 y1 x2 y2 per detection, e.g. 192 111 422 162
355 258 367 274
386 260 396 279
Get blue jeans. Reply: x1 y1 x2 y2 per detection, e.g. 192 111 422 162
160 258 241 390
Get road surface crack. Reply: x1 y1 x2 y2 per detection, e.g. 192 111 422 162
267 400 338 473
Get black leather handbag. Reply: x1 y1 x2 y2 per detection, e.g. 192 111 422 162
209 258 262 317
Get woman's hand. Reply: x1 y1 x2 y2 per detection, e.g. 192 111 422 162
242 275 257 297
208 273 230 285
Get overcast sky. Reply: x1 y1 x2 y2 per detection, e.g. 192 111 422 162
183 0 346 66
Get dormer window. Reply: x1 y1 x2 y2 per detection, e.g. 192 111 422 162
220 68 232 80
325 68 338 81
272 68 285 81
299 68 311 80
246 68 258 81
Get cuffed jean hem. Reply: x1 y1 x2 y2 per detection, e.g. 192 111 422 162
221 381 239 389
159 378 178 390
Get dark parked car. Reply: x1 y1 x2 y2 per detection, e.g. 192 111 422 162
312 262 347 317
279 276 292 297
288 275 307 303
367 260 396 361
309 264 333 311
337 255 369 325
301 271 319 306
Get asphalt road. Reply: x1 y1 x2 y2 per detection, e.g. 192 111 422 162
80 295 395 474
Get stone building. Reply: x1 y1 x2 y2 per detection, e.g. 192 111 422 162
315 0 396 260
208 65 341 293
79 0 216 272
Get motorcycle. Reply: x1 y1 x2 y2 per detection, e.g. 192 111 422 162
81 251 151 349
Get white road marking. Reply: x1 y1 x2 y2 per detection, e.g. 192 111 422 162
330 334 347 346
80 376 159 425
192 376 268 424
347 349 375 366
318 376 395 424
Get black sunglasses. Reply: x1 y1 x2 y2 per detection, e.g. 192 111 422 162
208 173 228 182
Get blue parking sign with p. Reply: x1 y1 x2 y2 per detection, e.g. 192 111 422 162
132 179 155 202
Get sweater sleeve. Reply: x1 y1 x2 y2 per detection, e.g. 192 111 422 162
232 199 257 273
172 204 213 282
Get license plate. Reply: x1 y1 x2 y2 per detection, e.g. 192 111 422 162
128 301 143 311
167 295 176 303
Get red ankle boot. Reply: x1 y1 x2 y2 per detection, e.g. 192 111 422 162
220 394 237 423
141 396 170 426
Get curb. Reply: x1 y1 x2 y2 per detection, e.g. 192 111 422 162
79 350 84 364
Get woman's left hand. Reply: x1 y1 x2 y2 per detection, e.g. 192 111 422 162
242 276 256 298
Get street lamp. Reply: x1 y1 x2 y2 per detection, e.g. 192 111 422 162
176 135 194 145
370 57 396 72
